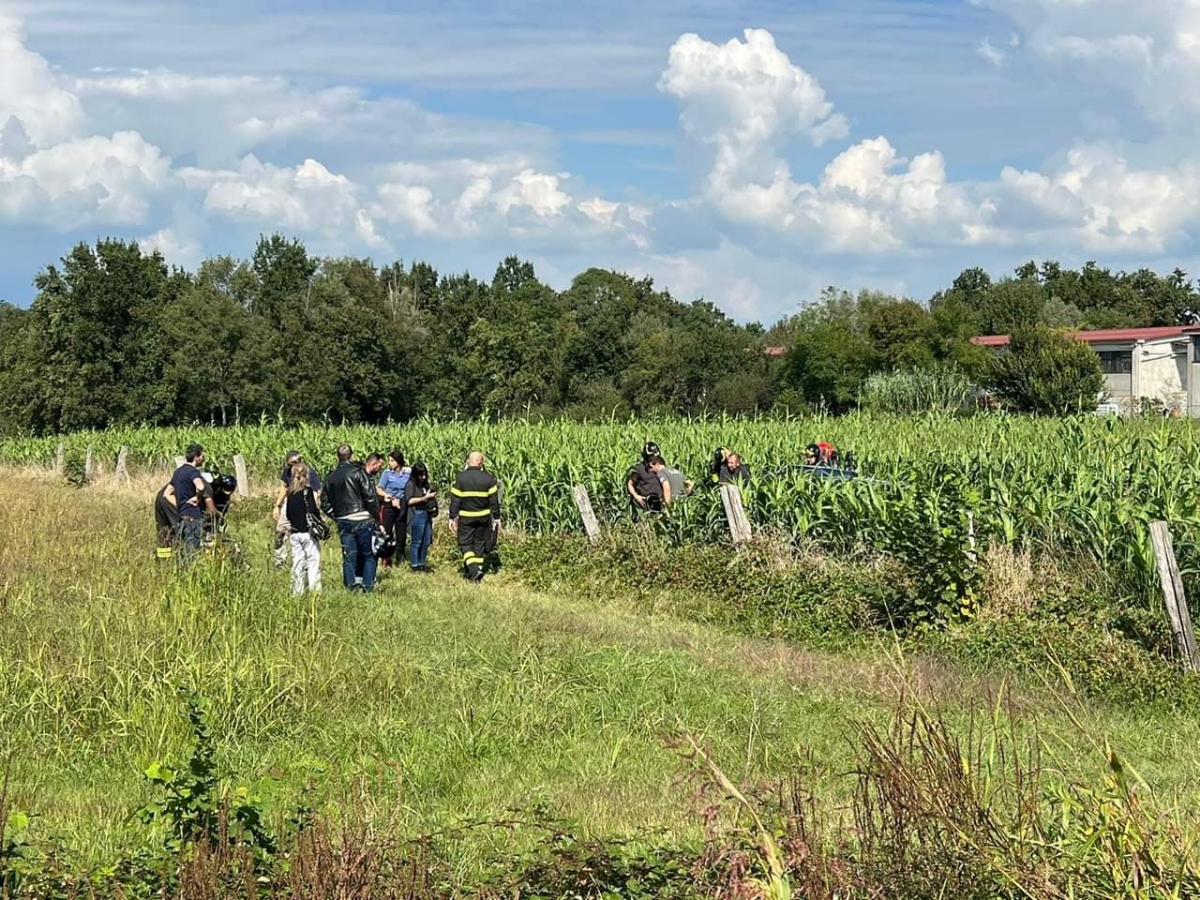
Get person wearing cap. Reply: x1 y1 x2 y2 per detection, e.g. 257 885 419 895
272 450 321 570
709 447 731 486
170 443 217 563
626 440 665 520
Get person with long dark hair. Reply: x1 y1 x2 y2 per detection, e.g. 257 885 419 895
376 449 411 568
404 461 437 571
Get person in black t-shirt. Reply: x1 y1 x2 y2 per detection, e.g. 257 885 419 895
273 450 321 570
718 452 752 484
169 443 217 563
626 440 664 520
284 461 322 595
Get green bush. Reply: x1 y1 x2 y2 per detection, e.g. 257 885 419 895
987 326 1104 415
62 452 88 487
504 531 912 646
933 614 1200 709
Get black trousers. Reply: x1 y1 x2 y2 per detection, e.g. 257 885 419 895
457 519 491 581
379 503 408 565
154 489 179 556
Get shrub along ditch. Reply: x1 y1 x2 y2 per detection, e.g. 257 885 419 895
500 530 1200 711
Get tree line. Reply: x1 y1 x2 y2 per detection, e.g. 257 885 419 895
0 235 1195 435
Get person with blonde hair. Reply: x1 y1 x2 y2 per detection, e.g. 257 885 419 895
285 461 322 595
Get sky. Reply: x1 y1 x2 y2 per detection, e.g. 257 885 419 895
2 0 1200 323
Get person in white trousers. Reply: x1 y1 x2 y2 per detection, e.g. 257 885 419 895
274 450 322 570
289 531 321 595
283 461 322 595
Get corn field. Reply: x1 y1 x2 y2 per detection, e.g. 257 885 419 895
2 414 1197 618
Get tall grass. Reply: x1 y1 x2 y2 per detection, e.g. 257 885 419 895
2 479 1200 896
858 367 975 414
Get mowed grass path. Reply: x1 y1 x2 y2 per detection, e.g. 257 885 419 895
1 475 1199 865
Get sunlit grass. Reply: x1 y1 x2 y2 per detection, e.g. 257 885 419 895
2 475 1200 873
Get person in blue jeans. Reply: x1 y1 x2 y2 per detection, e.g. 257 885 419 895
320 444 381 593
403 461 437 571
170 443 217 565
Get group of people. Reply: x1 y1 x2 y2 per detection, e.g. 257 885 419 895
159 444 502 596
154 444 237 562
157 437 847 591
625 441 752 518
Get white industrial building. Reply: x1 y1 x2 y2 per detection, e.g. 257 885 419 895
973 326 1200 415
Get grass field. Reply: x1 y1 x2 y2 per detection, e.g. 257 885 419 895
4 471 1200 897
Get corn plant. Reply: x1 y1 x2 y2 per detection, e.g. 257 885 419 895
5 414 1200 612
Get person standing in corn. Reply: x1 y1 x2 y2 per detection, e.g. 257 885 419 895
449 451 501 583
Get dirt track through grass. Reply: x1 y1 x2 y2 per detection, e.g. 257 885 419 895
2 475 1199 867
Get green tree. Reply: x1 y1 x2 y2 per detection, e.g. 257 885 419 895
250 234 318 328
160 259 284 425
977 277 1046 335
778 289 878 411
866 300 937 369
988 326 1104 415
23 240 177 433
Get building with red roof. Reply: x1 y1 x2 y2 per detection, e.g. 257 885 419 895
972 326 1200 415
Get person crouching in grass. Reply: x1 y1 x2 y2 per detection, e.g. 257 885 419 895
285 461 322 595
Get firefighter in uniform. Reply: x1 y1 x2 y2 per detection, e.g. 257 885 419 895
449 451 501 582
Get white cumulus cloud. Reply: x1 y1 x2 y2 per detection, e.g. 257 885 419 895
181 155 385 247
658 31 989 252
999 144 1200 253
0 131 173 225
979 0 1200 125
0 13 83 148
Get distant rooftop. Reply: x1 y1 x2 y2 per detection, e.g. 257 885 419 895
972 326 1200 348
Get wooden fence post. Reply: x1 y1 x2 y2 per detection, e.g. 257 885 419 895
572 485 601 543
84 447 94 481
719 484 753 546
1150 521 1200 672
54 443 64 474
174 456 185 469
233 453 250 498
115 446 130 483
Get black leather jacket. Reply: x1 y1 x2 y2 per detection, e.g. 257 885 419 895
320 462 380 519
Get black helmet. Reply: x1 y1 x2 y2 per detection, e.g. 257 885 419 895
643 441 660 460
215 474 237 494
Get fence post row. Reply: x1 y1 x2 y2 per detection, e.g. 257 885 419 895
720 484 753 546
1149 521 1200 673
572 485 602 544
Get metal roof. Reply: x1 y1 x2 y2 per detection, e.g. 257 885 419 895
972 326 1200 347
